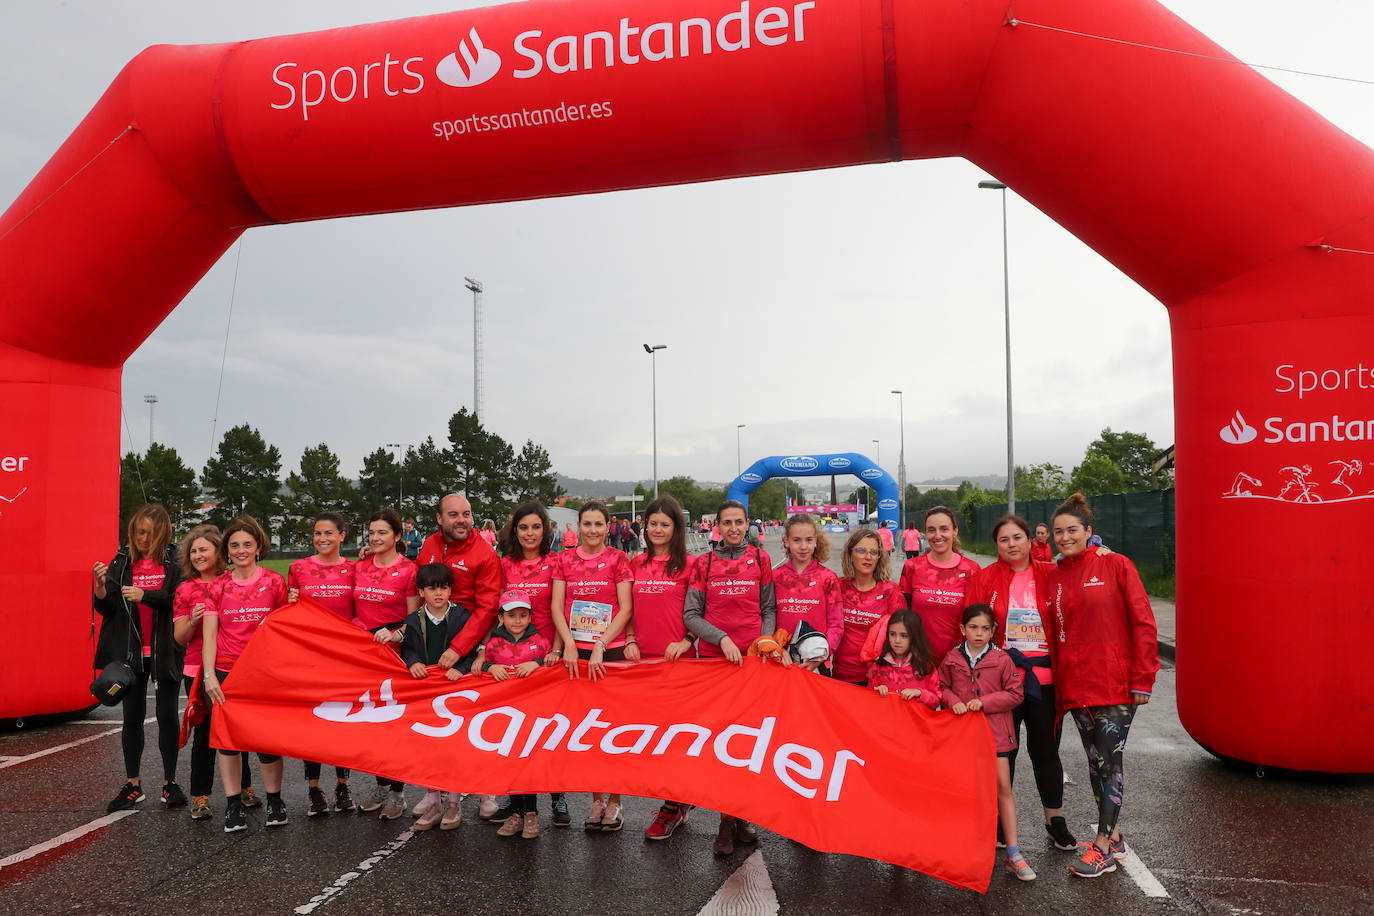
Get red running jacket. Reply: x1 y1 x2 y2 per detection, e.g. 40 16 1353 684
1043 546 1159 713
416 531 502 657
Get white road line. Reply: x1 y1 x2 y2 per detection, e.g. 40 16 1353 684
698 850 780 916
293 828 416 914
0 810 137 871
0 727 122 769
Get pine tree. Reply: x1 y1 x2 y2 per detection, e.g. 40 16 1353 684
281 443 356 548
509 440 565 506
119 443 202 538
201 424 283 540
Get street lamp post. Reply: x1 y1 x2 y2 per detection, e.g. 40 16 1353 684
643 344 667 498
463 277 483 422
871 438 880 467
890 390 905 527
736 424 747 477
978 179 1015 514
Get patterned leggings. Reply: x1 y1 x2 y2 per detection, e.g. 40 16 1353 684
1070 704 1136 839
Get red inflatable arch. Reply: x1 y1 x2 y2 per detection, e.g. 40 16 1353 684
2 0 1371 769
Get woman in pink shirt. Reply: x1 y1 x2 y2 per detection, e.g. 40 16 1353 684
833 528 906 685
898 506 983 664
92 503 185 813
352 508 420 819
550 500 636 832
171 524 251 821
201 515 289 833
633 495 697 842
286 511 357 816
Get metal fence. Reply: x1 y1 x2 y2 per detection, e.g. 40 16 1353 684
971 488 1175 576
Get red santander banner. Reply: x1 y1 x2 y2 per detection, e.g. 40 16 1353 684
214 599 995 891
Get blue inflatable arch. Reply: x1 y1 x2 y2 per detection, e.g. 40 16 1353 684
727 453 899 531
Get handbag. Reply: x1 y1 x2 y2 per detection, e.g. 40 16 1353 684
90 586 140 706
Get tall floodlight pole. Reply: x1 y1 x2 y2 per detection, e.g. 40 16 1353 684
890 390 905 527
387 442 413 513
736 424 747 477
143 394 157 446
979 180 1015 514
871 438 880 467
464 277 484 422
643 344 667 498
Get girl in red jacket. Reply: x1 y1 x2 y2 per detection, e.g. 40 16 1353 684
939 604 1033 882
1046 494 1159 879
866 608 940 709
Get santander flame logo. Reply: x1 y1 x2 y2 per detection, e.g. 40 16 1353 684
1219 410 1258 445
436 28 502 88
313 678 408 724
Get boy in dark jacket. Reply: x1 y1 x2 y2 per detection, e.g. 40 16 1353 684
400 563 477 830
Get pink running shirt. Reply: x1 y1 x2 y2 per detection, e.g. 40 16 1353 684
172 576 219 678
131 558 164 656
898 553 983 664
631 552 694 657
288 557 356 620
207 567 287 670
556 547 632 649
501 553 557 640
832 579 905 682
352 555 418 631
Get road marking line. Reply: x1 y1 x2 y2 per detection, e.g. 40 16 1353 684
698 850 779 915
293 828 415 914
0 810 137 871
0 727 122 769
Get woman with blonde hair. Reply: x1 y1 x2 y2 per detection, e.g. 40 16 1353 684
93 504 185 811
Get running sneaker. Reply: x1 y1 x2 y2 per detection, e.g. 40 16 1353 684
439 796 462 830
224 799 247 833
266 795 288 827
645 804 688 841
550 796 570 828
1109 833 1127 861
161 782 187 807
600 803 624 832
478 795 500 819
1046 816 1077 851
359 785 387 813
1005 853 1037 881
414 804 442 831
412 791 440 820
379 791 407 820
307 787 330 817
333 784 356 814
190 795 212 821
521 813 541 839
584 796 606 830
496 813 523 837
107 781 145 813
1070 843 1118 878
240 787 262 809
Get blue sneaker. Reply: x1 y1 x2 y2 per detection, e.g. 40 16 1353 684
1070 843 1117 878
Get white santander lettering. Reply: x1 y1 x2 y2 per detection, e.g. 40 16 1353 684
468 707 526 756
713 716 775 773
773 742 823 798
409 689 479 737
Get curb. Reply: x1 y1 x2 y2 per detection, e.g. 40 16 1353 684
1158 639 1176 665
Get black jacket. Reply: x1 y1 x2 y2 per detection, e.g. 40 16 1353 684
400 602 478 674
92 545 184 680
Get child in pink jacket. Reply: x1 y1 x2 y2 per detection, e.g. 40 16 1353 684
939 604 1033 881
475 590 552 839
866 608 941 710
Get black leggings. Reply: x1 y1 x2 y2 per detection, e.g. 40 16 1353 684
1007 682 1065 810
511 793 538 814
304 762 351 782
184 675 253 797
121 658 179 782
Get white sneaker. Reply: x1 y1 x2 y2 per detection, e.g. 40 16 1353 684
412 790 440 819
440 795 462 830
479 795 499 819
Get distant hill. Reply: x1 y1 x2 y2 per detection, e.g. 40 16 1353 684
556 475 733 499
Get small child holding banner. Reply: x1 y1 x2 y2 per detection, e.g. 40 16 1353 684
473 590 552 839
400 563 477 831
866 608 941 710
939 604 1033 881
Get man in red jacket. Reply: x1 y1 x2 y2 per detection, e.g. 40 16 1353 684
417 494 501 668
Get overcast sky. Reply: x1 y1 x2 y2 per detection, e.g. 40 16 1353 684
4 1 1372 488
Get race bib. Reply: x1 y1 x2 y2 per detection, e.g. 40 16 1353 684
569 600 614 643
1005 606 1047 654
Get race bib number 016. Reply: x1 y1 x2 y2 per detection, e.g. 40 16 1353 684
569 599 613 643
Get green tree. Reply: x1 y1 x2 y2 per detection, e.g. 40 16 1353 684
447 407 516 522
956 482 1004 539
1015 462 1068 502
909 485 961 516
201 424 283 539
1069 452 1128 497
1085 428 1171 490
119 443 201 538
657 475 725 521
353 446 402 523
281 443 356 548
402 436 457 520
509 440 565 506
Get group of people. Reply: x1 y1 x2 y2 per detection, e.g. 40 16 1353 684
92 489 1157 881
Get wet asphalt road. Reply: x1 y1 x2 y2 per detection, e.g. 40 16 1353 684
3 538 1372 913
